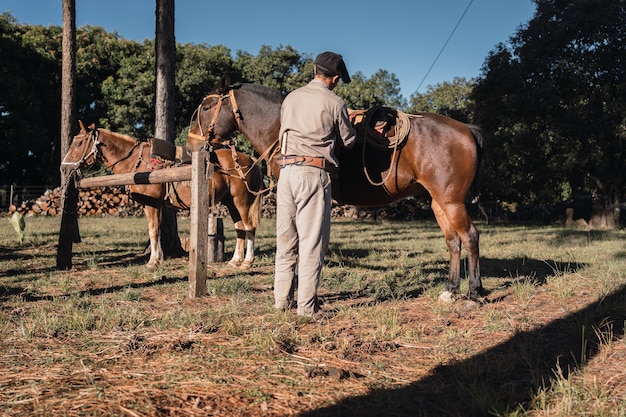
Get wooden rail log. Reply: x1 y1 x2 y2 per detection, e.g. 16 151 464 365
78 165 192 189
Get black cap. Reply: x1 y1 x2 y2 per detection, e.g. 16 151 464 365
315 51 351 83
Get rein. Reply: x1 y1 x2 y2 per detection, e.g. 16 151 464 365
188 86 279 195
216 143 279 197
106 140 143 172
359 109 413 187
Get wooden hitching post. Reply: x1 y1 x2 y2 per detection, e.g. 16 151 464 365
188 151 211 298
207 215 225 262
56 176 81 270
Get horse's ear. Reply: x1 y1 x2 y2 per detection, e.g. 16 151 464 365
216 75 230 94
88 123 96 131
78 120 86 133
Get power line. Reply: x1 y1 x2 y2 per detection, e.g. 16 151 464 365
415 0 474 93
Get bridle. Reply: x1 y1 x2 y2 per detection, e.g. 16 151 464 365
186 86 280 194
60 128 142 180
187 88 243 146
60 129 103 177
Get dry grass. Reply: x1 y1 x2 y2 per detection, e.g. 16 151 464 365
0 215 625 416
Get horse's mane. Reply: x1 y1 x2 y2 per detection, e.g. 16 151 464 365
240 83 285 102
97 127 141 144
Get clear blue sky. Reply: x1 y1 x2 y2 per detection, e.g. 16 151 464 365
3 0 536 98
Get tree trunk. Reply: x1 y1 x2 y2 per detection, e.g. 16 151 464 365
588 200 619 230
61 0 76 161
155 0 184 257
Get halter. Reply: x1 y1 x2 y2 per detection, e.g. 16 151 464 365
60 129 103 174
187 88 242 144
186 86 278 195
61 128 142 175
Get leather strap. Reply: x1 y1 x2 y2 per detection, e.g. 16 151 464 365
278 155 330 171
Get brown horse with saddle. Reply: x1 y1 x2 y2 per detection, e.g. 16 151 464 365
187 79 486 302
61 121 263 270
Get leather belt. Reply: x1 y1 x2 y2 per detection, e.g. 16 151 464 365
278 155 331 171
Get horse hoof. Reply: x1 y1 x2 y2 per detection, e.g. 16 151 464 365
463 299 481 311
239 260 253 270
438 290 456 303
146 261 160 270
227 260 242 268
469 286 489 302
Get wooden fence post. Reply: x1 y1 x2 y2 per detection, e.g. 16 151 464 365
56 178 81 270
207 215 225 262
56 160 214 298
188 151 211 298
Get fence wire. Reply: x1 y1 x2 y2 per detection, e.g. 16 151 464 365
0 185 57 211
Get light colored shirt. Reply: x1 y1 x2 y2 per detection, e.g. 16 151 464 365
279 79 356 168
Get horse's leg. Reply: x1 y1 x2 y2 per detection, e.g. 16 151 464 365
433 200 483 301
226 192 256 270
238 229 256 270
228 222 246 268
431 200 462 301
144 205 163 269
461 221 481 300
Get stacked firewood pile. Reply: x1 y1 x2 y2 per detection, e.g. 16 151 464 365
331 198 434 221
8 187 435 221
261 191 433 220
8 187 144 217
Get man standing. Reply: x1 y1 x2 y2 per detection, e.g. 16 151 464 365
274 51 356 319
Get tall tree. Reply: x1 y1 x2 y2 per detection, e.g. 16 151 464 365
407 77 475 122
155 0 184 257
472 0 626 211
235 45 307 93
337 70 406 110
155 0 175 144
0 14 62 186
60 0 76 159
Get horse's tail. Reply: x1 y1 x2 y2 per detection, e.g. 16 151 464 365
249 192 262 229
248 165 264 229
468 124 484 156
467 124 484 201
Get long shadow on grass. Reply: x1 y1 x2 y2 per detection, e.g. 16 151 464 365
5 275 187 303
302 284 626 417
480 256 586 283
320 255 586 304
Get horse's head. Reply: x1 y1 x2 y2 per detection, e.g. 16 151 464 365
187 76 243 152
60 120 101 182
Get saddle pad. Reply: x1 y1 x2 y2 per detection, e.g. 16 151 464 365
150 138 176 160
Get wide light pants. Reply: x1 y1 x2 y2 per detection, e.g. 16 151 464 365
274 165 331 316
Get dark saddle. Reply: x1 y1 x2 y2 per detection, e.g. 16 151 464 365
150 138 192 165
350 106 399 138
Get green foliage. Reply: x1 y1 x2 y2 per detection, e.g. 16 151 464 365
8 1 625 214
1 13 62 186
337 69 406 110
75 26 144 127
472 0 626 206
176 43 234 126
407 77 475 122
101 40 156 137
8 211 26 244
235 44 309 93
2 14 413 187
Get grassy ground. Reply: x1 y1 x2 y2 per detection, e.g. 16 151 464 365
0 215 625 416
